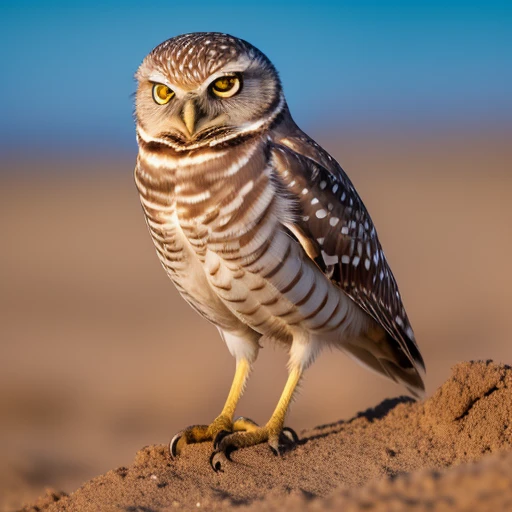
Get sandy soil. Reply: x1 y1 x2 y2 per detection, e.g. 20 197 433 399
19 361 512 511
1 132 511 510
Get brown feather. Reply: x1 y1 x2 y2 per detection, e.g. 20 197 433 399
270 116 425 376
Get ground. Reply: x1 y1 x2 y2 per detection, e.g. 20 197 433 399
20 362 512 511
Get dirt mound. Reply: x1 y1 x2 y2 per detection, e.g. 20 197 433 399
20 361 512 511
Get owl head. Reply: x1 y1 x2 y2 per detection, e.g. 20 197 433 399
135 32 285 150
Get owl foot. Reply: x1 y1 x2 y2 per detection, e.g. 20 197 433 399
169 416 259 458
210 425 298 471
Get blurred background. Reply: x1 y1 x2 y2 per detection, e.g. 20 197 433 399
1 0 511 510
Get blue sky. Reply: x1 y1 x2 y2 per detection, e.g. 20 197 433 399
1 0 511 155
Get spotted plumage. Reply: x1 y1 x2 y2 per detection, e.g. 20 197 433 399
143 33 249 88
134 32 425 470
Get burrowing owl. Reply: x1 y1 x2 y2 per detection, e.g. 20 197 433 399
134 32 425 470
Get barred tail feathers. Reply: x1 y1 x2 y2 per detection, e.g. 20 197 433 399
341 328 425 398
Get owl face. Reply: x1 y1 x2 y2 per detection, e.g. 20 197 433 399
135 33 283 150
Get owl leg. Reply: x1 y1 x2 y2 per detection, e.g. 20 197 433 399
210 364 302 471
169 358 253 457
170 330 260 458
209 333 319 470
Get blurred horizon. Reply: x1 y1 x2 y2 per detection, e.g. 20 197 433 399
1 0 511 158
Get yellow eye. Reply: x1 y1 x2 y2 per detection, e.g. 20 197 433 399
152 83 175 105
211 75 242 98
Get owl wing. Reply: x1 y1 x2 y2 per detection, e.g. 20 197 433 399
269 127 425 389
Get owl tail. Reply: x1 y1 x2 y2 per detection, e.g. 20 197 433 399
342 330 426 399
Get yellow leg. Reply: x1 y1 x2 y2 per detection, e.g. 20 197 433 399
219 359 251 419
210 366 302 470
170 359 252 457
266 366 301 433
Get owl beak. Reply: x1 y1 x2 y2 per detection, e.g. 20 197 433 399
182 99 197 137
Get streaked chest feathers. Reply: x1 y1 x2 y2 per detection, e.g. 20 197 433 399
136 138 358 341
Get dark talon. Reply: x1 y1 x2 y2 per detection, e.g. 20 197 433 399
281 426 299 444
268 437 280 456
210 440 237 471
213 429 231 450
269 445 279 456
224 444 236 461
209 451 224 472
169 430 184 458
210 448 234 471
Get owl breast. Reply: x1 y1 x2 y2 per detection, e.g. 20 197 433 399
134 148 245 332
136 137 367 344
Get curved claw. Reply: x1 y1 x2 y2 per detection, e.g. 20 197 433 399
213 429 232 450
208 424 298 470
281 426 299 444
169 430 185 458
268 436 280 456
210 448 234 472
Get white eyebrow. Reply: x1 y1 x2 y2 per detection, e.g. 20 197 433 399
146 73 190 96
146 55 253 95
147 73 173 87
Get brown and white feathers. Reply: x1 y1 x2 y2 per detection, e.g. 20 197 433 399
134 32 425 396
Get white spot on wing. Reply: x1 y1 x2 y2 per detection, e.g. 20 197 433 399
329 217 339 226
316 209 327 219
322 251 339 266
